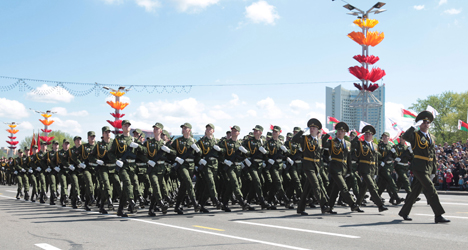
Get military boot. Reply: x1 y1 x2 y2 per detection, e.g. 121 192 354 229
238 196 255 211
117 202 128 217
158 200 168 214
31 193 36 202
63 195 69 207
174 200 184 215
128 200 137 214
259 197 271 210
71 197 78 209
84 196 91 211
16 191 21 199
107 198 114 210
24 192 29 201
99 198 108 214
50 193 56 205
40 192 46 204
148 199 156 217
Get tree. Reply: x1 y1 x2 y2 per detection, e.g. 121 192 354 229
410 91 468 144
19 130 74 151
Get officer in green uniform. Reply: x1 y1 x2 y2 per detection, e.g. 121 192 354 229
14 149 29 200
171 122 202 214
376 132 403 205
44 140 60 205
398 111 450 223
71 132 96 211
68 136 83 208
89 126 116 214
352 125 388 212
133 128 149 208
284 130 303 203
27 145 40 202
393 135 413 198
0 157 6 185
323 122 360 213
293 119 331 215
347 131 361 200
195 123 222 212
55 139 72 207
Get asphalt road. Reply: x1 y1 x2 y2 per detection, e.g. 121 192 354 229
1 185 467 250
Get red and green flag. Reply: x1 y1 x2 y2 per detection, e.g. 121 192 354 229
458 120 468 132
327 116 340 125
401 109 416 119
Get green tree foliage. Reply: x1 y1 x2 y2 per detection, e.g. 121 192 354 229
410 91 468 144
19 130 74 152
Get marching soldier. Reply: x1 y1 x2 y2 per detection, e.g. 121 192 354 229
392 135 413 199
69 136 83 209
44 140 60 205
398 111 450 223
27 145 40 202
13 149 29 200
284 129 303 205
376 132 403 205
55 139 72 207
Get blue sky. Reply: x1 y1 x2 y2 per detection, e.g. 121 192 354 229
0 0 467 146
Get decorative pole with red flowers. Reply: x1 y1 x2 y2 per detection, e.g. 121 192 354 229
32 110 56 146
343 2 387 123
103 86 130 135
5 122 19 157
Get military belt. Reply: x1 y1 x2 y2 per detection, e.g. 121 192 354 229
397 162 409 166
136 163 147 166
156 161 165 164
253 159 263 163
106 164 116 167
295 160 302 163
303 157 320 162
125 159 135 163
89 163 98 167
276 159 282 163
414 155 433 161
185 159 194 163
359 160 375 165
208 157 217 160
331 157 347 164
351 161 357 164
386 161 393 164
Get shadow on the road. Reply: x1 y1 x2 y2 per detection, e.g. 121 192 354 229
32 216 123 223
140 242 255 249
340 219 430 227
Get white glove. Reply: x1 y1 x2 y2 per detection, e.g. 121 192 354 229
408 147 413 153
223 159 233 166
244 158 252 167
282 164 287 169
280 145 288 152
191 144 200 153
79 163 86 169
21 168 26 172
241 163 246 169
430 174 435 180
395 157 401 162
69 165 75 171
96 160 104 165
328 156 332 161
213 145 221 151
259 146 267 154
14 171 18 174
381 162 385 167
302 127 309 134
54 167 60 172
175 157 184 164
161 145 171 153
238 146 248 153
29 169 33 173
116 160 123 168
345 174 350 178
391 148 396 153
413 120 423 129
172 163 178 168
299 146 303 152
262 162 266 168
373 175 378 180
1 167 4 170
148 160 156 167
195 166 198 171
199 159 207 166
36 167 41 172
46 167 51 172
130 142 139 148
287 157 294 165
268 159 275 165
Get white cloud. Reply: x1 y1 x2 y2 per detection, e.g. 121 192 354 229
209 110 232 120
245 0 280 25
257 97 283 119
247 110 257 117
413 5 425 10
135 0 161 12
51 117 83 134
439 0 447 6
229 94 240 106
26 84 74 103
172 0 219 13
19 121 34 130
0 98 30 119
315 102 325 110
102 0 124 4
51 107 89 117
289 100 310 114
444 8 462 15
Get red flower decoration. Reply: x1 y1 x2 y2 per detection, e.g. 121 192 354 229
353 55 380 65
111 113 125 118
6 141 19 145
41 129 52 133
367 67 386 82
39 136 55 143
8 136 16 140
349 66 369 80
107 120 123 129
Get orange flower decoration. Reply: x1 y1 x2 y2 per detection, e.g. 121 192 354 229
110 91 126 97
7 129 19 134
40 119 55 126
41 114 52 118
353 19 379 29
8 124 17 128
348 31 384 47
107 101 129 110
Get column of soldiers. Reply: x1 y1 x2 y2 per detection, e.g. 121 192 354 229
5 111 450 223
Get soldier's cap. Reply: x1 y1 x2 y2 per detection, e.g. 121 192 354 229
415 111 434 123
102 126 111 133
40 141 46 145
73 136 82 141
350 131 357 136
63 138 70 144
266 132 272 138
206 123 215 130
162 130 170 137
361 125 376 135
307 118 322 130
226 131 231 134
279 135 284 140
121 120 131 126
293 127 301 132
260 135 266 140
248 132 254 136
272 125 281 132
286 132 293 138
133 128 142 135
32 145 38 149
52 140 59 145
153 122 164 129
18 149 23 153
335 122 349 132
381 132 390 138
141 133 146 138
253 125 264 132
88 131 96 137
231 125 240 132
180 122 192 129
24 147 29 151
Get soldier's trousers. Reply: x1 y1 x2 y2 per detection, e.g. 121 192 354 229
320 164 330 191
48 173 57 196
199 165 218 206
69 172 81 198
377 166 399 199
81 170 94 198
399 170 445 216
262 167 272 198
138 172 151 198
356 172 384 207
149 169 166 201
29 174 37 195
248 162 265 200
97 167 112 201
267 163 287 202
37 173 46 194
287 163 303 198
297 166 328 212
395 165 411 193
176 163 196 204
58 171 68 197
18 174 27 193
119 166 136 202
109 171 121 200
328 172 355 208
222 164 243 204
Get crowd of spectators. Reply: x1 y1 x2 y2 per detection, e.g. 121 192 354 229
434 139 468 191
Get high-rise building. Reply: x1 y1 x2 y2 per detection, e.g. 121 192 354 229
325 84 385 136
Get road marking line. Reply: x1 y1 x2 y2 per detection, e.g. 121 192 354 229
440 202 468 206
234 221 360 239
35 243 62 250
0 194 16 200
193 225 225 231
130 218 309 250
415 214 468 219
6 190 16 193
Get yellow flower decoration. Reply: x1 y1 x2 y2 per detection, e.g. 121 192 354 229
8 124 17 128
7 129 19 134
110 91 126 97
353 19 379 29
41 114 52 118
40 119 55 126
348 31 384 47
106 101 129 110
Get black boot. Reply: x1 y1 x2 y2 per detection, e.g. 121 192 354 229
71 197 78 209
16 191 21 199
148 199 156 216
259 197 270 210
31 193 36 202
63 195 68 207
139 196 145 209
128 200 137 214
108 198 114 210
84 196 91 211
50 193 56 205
117 202 128 217
238 197 255 211
158 200 168 214
223 203 231 212
24 192 29 201
76 196 82 206
99 198 108 214
40 192 46 204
